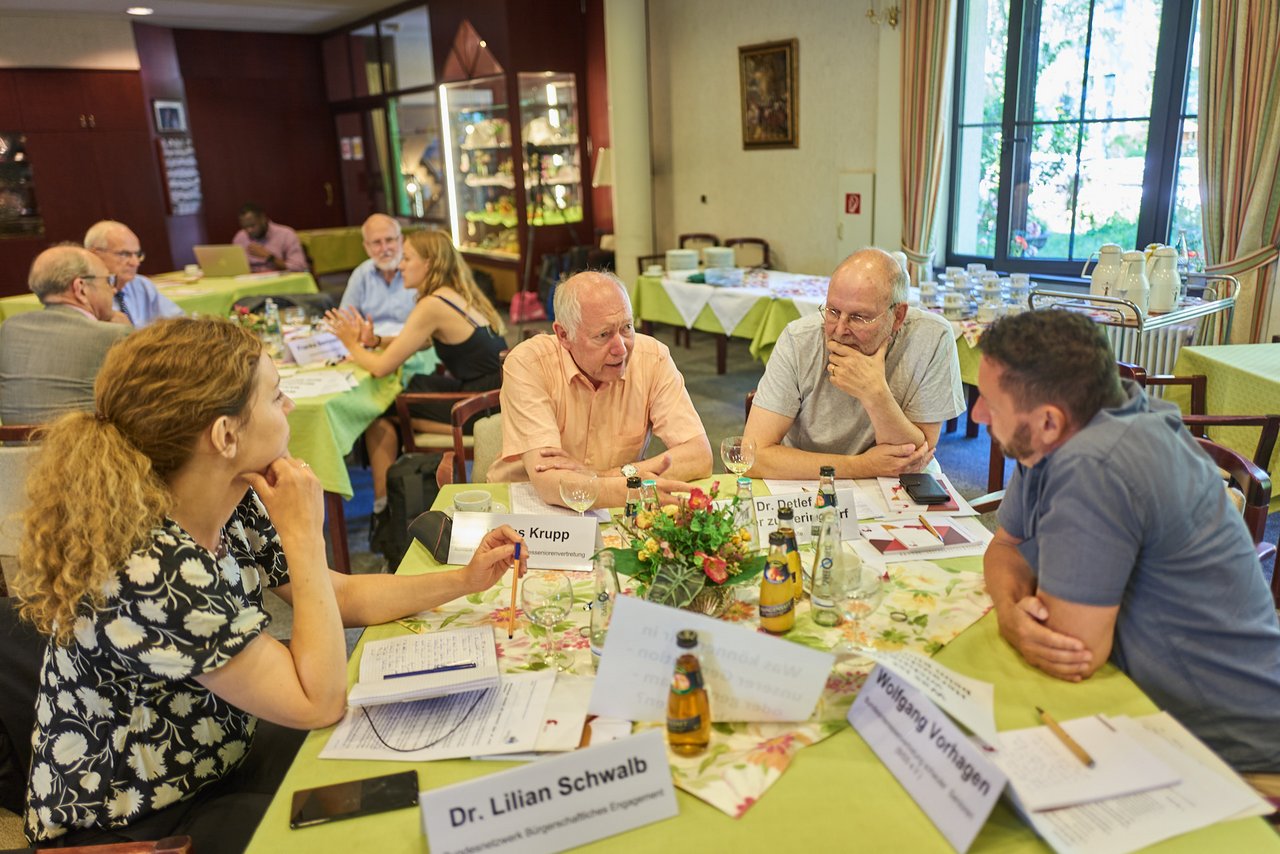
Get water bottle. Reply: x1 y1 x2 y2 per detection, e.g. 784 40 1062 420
640 479 660 513
589 551 618 671
732 476 758 551
262 298 284 356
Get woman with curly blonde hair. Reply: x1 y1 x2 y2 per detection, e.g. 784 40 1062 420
14 317 521 851
325 229 507 542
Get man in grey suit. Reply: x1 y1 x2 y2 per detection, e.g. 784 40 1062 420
0 245 130 425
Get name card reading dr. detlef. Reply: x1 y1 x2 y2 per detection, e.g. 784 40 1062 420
449 513 597 571
848 664 1006 853
420 730 677 854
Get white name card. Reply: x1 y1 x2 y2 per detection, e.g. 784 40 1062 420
589 595 833 722
449 513 597 571
420 729 677 854
848 664 1006 853
284 331 349 366
753 490 861 545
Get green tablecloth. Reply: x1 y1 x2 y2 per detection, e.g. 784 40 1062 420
1171 343 1280 478
245 481 1276 853
0 272 318 323
632 274 773 342
285 350 440 498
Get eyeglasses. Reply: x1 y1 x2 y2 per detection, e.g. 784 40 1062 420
107 250 145 262
818 303 897 327
81 274 117 288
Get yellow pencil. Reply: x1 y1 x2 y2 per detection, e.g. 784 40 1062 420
918 515 945 543
1037 706 1095 767
508 543 522 639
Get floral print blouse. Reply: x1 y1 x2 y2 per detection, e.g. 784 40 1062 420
24 490 289 842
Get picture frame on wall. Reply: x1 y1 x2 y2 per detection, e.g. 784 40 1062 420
152 100 188 134
739 39 798 149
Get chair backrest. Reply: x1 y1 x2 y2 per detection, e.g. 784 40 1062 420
471 413 504 484
1195 436 1271 544
0 445 37 596
637 254 665 275
678 233 719 251
725 237 770 269
449 389 502 483
745 390 756 423
232 292 336 317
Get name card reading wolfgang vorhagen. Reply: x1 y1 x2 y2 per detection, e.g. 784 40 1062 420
419 730 677 854
589 595 833 722
848 663 1006 853
753 490 861 545
449 513 597 571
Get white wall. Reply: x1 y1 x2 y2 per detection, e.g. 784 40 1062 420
0 14 139 70
647 0 901 276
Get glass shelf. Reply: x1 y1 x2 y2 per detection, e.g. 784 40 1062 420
518 71 583 228
440 75 517 258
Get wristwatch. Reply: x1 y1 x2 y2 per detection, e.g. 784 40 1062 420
621 463 638 479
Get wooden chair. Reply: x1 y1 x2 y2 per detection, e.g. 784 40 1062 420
1193 437 1277 590
637 254 665 275
436 390 501 486
725 237 770 269
677 233 719 252
0 425 38 443
393 353 507 463
0 425 39 596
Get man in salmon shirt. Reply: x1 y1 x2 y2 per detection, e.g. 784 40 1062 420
490 271 711 509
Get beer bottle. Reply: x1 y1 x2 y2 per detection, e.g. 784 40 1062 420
759 532 795 633
776 506 804 603
666 630 711 755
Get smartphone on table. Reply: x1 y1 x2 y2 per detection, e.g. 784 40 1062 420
289 770 419 829
899 473 950 505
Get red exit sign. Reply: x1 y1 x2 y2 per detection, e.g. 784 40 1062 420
845 193 862 215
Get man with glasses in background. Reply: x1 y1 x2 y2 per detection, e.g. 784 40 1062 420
337 214 417 336
745 247 963 478
0 245 130 424
85 220 183 328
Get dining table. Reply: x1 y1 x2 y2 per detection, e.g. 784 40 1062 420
0 271 318 324
244 480 1277 853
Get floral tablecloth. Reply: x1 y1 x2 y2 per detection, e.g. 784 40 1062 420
396 557 991 817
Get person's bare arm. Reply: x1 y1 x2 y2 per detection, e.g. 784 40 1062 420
984 526 1097 681
521 447 696 508
744 405 933 479
327 303 432 378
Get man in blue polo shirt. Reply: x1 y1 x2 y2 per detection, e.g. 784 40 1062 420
974 309 1280 784
84 220 183 328
338 214 417 336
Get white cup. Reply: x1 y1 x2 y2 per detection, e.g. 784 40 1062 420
453 490 492 513
184 264 201 278
645 265 664 276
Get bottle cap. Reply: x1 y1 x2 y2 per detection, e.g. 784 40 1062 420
642 479 657 487
626 476 642 488
737 476 752 487
819 465 835 477
777 506 794 520
676 629 698 648
768 531 786 545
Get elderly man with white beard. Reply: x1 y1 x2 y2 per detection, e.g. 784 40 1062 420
744 247 964 478
337 214 418 335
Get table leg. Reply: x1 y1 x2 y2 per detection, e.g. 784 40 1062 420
716 335 727 374
987 435 1006 493
324 491 351 573
965 384 981 438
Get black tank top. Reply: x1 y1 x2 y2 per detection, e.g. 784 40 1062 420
432 295 505 382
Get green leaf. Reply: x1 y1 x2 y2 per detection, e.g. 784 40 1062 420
724 553 767 586
646 561 707 608
438 612 466 630
607 547 645 579
697 743 730 774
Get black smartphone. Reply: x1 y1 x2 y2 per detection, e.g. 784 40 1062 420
899 473 950 505
289 770 419 829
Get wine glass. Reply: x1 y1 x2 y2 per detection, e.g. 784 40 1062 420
521 572 575 670
720 436 756 476
558 472 599 516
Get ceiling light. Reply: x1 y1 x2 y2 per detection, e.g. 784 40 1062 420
126 7 154 15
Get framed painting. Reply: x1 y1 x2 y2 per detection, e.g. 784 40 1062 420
739 39 798 149
152 100 188 134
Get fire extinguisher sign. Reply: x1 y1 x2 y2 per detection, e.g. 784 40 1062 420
845 193 862 215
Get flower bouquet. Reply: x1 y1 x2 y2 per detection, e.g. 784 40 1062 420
607 483 765 613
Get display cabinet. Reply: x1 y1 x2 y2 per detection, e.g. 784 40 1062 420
440 75 518 259
518 72 583 229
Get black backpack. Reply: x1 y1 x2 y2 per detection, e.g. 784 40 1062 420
376 453 444 568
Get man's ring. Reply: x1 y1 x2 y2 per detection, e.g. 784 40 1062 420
299 462 311 469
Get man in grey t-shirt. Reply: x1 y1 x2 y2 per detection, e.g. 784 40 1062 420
745 247 964 478
976 309 1280 776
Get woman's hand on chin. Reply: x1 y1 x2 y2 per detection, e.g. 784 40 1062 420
242 457 324 542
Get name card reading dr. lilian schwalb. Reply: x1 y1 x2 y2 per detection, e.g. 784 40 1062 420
419 730 677 854
448 512 598 571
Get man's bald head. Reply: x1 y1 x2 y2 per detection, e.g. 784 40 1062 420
553 271 631 338
30 245 102 301
361 214 403 272
829 248 908 307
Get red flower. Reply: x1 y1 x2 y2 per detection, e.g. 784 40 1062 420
235 304 250 315
697 551 728 583
687 488 710 511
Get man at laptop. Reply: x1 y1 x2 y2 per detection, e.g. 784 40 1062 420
232 203 307 273
85 220 183 328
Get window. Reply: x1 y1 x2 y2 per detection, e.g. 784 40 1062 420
947 0 1199 277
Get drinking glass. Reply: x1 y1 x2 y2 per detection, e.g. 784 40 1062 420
521 572 575 670
720 436 756 476
558 472 598 516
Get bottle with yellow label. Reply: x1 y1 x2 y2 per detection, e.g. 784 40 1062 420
666 630 711 755
776 506 804 603
759 531 795 633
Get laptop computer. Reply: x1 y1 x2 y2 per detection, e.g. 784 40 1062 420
193 244 252 278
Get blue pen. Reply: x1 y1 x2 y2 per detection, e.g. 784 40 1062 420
384 661 477 680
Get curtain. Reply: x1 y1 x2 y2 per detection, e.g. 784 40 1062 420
899 0 954 286
1198 0 1280 342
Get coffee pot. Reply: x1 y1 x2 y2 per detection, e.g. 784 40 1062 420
1116 251 1150 316
1147 246 1180 313
1083 244 1124 297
